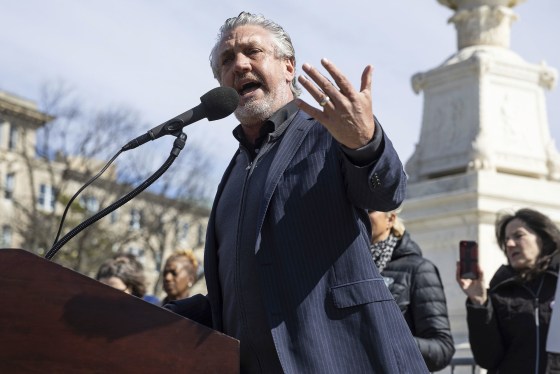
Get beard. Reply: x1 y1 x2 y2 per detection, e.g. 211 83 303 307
234 75 293 125
234 95 274 125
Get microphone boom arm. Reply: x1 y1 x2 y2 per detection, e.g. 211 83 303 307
45 132 188 261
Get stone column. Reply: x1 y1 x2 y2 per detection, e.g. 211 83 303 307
438 0 526 50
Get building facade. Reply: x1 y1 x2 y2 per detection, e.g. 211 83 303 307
0 90 210 296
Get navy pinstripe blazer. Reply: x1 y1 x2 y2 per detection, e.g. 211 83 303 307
204 110 429 373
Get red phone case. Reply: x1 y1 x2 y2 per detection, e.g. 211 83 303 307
459 240 479 279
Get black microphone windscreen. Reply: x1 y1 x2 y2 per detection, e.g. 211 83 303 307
200 87 240 121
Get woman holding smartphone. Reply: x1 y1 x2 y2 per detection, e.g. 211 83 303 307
456 208 560 374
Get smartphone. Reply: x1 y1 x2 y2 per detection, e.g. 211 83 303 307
459 240 479 279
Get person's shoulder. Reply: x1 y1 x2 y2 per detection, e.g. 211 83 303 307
394 248 434 278
287 109 327 137
387 247 424 272
292 108 316 123
394 232 423 258
402 238 440 273
549 252 560 272
489 265 516 288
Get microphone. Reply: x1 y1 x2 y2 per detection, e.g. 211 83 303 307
122 86 239 151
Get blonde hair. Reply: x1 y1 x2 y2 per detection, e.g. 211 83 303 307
387 208 406 238
166 249 199 272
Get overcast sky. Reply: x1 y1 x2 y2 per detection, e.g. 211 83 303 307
1 0 558 188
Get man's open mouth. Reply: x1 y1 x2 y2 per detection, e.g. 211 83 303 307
238 81 262 96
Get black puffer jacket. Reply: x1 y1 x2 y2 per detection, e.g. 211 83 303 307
379 232 455 372
466 257 559 374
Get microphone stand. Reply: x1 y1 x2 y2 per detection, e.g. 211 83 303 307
45 132 188 261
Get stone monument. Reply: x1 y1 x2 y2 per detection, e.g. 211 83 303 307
402 0 560 356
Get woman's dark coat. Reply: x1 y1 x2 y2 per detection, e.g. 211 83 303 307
466 257 559 374
380 232 456 372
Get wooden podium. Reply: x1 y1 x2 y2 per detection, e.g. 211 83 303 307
0 248 239 373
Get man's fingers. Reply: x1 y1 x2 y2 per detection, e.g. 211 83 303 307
301 62 332 89
360 65 373 93
298 75 333 109
321 58 353 96
297 60 376 148
301 63 343 105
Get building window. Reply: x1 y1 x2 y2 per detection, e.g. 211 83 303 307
197 223 206 246
4 173 15 200
38 184 57 211
0 120 5 148
178 222 190 241
80 195 99 213
8 125 18 150
1 225 12 247
129 209 142 230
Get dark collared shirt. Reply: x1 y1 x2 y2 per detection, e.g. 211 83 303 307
216 102 298 373
232 101 298 160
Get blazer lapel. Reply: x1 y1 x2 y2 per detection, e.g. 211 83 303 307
255 110 314 253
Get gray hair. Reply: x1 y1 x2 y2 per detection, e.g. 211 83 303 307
209 11 301 97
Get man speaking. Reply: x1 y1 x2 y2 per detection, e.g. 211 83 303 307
169 11 428 373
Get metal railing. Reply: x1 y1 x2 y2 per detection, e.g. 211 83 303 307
449 357 478 374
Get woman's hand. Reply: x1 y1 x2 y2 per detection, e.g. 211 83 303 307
456 261 488 305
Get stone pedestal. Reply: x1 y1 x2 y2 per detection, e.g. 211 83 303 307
408 47 558 182
403 0 560 358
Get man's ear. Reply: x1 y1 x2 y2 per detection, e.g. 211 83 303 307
285 57 296 82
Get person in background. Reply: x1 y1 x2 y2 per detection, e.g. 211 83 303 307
111 252 160 304
457 208 560 374
96 255 147 298
166 10 428 373
368 208 455 371
161 249 199 305
161 249 212 328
